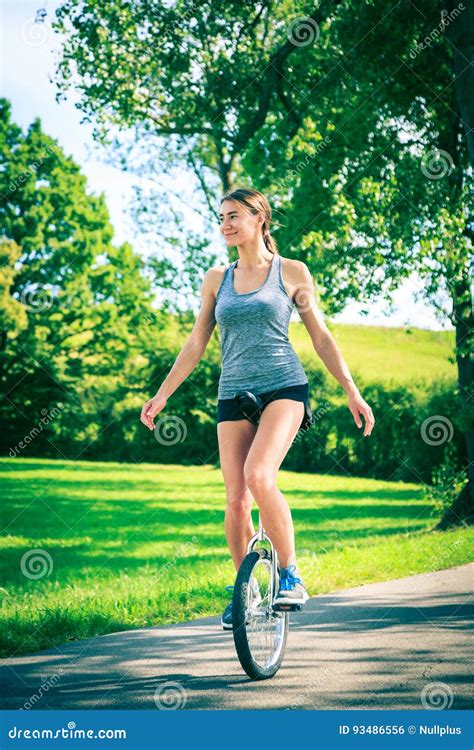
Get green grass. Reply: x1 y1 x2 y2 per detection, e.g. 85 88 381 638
288 321 456 386
1 457 471 658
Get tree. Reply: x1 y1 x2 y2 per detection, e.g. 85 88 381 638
0 98 163 458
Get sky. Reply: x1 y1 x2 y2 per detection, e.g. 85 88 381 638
1 0 454 331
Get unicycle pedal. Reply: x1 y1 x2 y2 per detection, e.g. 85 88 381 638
272 602 303 612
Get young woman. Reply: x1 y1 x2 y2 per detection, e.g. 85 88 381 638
140 188 374 630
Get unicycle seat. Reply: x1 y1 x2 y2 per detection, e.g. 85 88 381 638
234 390 264 425
234 389 314 435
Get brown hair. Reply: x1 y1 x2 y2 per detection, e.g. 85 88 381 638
220 188 279 255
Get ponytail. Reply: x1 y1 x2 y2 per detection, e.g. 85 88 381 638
262 226 278 255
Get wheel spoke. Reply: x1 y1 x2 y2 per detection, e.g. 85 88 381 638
243 558 286 670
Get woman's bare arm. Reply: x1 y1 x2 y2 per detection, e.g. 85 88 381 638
154 268 220 400
292 261 375 437
140 267 222 429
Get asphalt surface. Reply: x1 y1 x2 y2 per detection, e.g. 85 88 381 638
1 564 472 710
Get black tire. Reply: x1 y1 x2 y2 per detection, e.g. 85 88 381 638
232 548 288 680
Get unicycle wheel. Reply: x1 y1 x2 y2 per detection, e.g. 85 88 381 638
232 548 288 680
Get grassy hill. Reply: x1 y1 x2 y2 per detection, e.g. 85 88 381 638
288 321 456 386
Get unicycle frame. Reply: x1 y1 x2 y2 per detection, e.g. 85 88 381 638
245 511 279 608
244 511 303 614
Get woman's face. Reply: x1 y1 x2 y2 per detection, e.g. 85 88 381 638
219 200 262 245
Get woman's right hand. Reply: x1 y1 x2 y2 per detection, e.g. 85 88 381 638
140 393 168 431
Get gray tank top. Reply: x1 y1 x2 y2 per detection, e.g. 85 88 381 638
214 253 308 399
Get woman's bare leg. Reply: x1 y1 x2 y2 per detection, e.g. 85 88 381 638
243 399 304 568
217 418 258 572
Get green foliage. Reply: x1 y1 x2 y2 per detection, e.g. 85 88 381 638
422 442 468 516
51 1 473 325
0 98 166 460
284 366 464 483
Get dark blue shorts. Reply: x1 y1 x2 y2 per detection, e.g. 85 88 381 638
217 382 313 433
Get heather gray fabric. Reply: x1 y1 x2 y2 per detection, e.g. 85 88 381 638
214 253 308 399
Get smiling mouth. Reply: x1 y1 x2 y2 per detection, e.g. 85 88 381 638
224 232 237 237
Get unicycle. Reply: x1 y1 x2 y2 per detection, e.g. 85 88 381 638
231 512 303 680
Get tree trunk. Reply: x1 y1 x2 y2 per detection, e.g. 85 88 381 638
445 0 474 164
435 1 474 529
436 262 474 528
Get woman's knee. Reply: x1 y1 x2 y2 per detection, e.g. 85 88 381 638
225 483 253 515
243 462 276 497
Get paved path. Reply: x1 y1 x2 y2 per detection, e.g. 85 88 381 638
1 564 472 710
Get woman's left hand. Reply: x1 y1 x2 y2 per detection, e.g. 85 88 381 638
347 391 375 437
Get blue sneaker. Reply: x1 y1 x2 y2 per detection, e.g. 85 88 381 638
221 585 235 630
220 579 262 630
273 564 309 606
